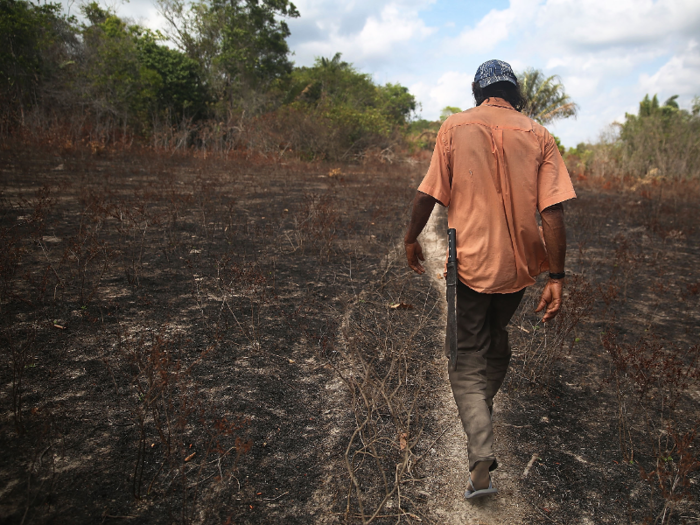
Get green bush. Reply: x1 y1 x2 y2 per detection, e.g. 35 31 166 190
281 53 416 157
565 94 700 180
619 94 700 178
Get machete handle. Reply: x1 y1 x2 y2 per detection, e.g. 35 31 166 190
447 228 457 263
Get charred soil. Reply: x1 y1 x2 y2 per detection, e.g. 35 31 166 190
0 142 698 524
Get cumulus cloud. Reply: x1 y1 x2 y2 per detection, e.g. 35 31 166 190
538 0 700 50
537 47 666 107
561 75 600 100
639 40 700 103
497 0 700 144
409 0 700 144
288 0 437 67
411 71 475 119
57 0 167 30
449 0 539 55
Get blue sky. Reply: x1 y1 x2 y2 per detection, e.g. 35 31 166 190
61 0 700 147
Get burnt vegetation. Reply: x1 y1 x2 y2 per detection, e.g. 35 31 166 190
1 130 699 524
0 139 442 523
503 173 700 525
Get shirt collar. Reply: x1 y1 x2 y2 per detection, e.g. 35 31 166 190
483 97 515 110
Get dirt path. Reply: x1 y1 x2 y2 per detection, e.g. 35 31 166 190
417 207 530 524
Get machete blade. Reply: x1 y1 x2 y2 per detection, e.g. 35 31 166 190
446 228 458 371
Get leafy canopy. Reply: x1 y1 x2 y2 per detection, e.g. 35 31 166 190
79 2 207 124
286 53 416 139
1 0 419 155
0 0 77 106
157 0 299 97
439 106 461 122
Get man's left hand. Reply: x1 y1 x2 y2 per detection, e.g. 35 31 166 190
535 279 564 323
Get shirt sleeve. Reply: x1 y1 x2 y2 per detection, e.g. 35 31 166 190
417 130 451 207
537 130 577 212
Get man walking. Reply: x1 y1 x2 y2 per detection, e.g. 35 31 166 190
404 60 576 499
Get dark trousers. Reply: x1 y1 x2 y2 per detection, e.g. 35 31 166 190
447 280 525 472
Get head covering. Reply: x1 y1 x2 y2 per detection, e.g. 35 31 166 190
474 59 517 88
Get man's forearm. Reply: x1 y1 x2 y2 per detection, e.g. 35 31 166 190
541 203 566 274
404 191 437 243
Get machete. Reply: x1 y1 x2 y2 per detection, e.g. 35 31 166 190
446 228 458 371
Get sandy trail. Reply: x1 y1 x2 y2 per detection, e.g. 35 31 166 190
418 207 530 524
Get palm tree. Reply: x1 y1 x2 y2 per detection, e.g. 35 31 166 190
317 52 349 73
519 68 578 125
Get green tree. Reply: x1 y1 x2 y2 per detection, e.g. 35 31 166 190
157 0 299 104
78 2 207 134
134 29 208 118
79 5 161 130
0 0 77 116
376 83 416 125
519 68 578 125
288 53 375 107
637 93 680 118
440 106 461 122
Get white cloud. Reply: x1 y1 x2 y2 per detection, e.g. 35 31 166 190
352 5 436 58
562 75 599 99
639 40 700 103
449 0 539 55
58 0 168 31
495 0 700 145
411 71 474 118
289 0 437 67
538 0 700 50
537 47 666 102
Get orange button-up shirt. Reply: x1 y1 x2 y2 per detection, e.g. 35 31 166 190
418 97 577 293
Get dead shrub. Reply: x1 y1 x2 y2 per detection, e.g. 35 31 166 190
107 323 251 519
1 326 37 434
603 332 700 524
331 252 441 524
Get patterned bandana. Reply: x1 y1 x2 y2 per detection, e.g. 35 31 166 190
474 60 517 88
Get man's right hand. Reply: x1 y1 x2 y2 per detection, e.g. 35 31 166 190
405 241 426 274
403 191 437 275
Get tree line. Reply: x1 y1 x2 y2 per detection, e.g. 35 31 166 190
1 0 416 159
4 0 695 173
0 0 585 160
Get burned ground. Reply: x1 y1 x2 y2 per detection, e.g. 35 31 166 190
0 143 698 524
501 181 700 524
